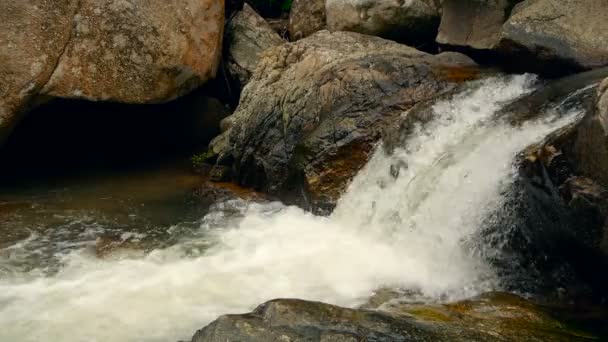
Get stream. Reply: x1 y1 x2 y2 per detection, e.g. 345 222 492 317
0 74 605 341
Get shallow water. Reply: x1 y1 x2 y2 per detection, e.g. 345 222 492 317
0 75 595 342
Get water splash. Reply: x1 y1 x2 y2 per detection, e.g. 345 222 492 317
0 75 585 342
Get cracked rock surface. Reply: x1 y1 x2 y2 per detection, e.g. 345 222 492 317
212 30 476 211
0 0 224 145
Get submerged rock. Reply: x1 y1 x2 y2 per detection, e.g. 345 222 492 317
226 4 284 90
288 0 326 41
190 293 596 341
326 0 441 46
0 0 224 146
211 30 476 211
499 0 608 74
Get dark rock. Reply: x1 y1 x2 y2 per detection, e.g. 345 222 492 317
190 294 596 342
573 78 608 186
226 4 284 90
211 30 476 211
288 0 326 41
326 0 442 46
209 165 232 182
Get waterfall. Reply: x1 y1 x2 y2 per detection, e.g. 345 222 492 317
0 75 585 342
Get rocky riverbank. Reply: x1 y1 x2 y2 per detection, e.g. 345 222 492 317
1 1 608 341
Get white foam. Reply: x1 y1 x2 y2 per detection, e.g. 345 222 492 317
0 75 583 342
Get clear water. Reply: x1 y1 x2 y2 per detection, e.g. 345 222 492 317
0 75 585 342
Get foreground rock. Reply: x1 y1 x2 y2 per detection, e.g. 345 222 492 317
437 0 521 50
211 30 477 211
190 293 596 341
226 4 284 90
0 0 224 146
326 0 441 45
288 0 326 41
499 0 608 74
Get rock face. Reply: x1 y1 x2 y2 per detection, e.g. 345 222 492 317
190 294 596 341
499 0 608 73
0 0 79 145
437 0 521 50
212 30 476 210
574 78 608 186
289 0 326 41
0 0 224 146
226 4 284 89
325 0 441 45
572 77 608 258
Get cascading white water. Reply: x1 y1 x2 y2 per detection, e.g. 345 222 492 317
0 75 585 342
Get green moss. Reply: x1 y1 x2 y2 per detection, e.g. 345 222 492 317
191 150 217 169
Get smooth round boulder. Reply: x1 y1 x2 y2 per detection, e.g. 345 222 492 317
0 0 225 148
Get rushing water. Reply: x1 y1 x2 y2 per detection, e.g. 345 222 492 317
0 75 587 342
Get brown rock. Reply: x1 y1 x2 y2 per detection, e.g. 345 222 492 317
0 0 225 148
0 0 79 145
41 0 225 103
288 0 326 41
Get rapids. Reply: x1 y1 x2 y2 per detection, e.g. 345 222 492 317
0 75 587 341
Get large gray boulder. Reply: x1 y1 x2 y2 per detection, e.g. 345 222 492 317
325 0 441 45
226 4 284 89
437 0 522 50
289 0 326 41
211 30 476 210
499 0 608 73
0 0 225 146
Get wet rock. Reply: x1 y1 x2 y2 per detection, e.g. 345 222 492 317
288 0 326 41
326 0 441 46
226 4 284 89
574 78 608 186
0 0 224 147
437 0 522 50
190 294 596 342
212 30 475 211
499 0 608 75
95 233 145 259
